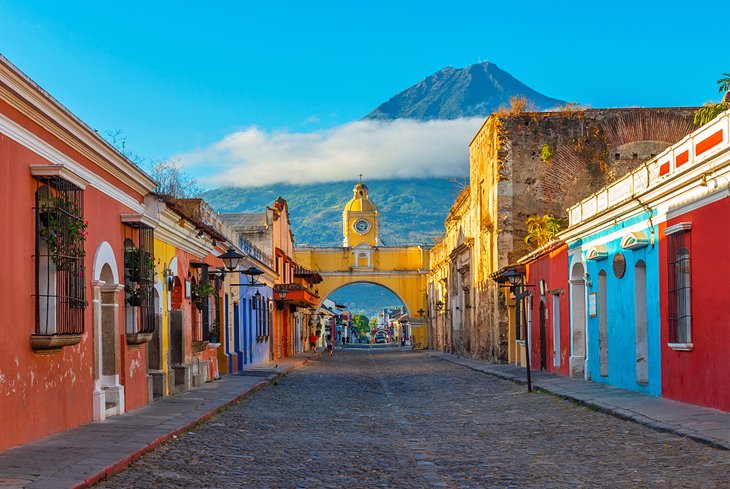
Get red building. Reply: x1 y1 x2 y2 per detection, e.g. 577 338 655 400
0 55 157 450
659 196 730 411
519 242 571 376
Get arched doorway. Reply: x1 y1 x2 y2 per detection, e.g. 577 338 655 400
321 282 411 349
170 275 188 392
148 283 164 399
539 299 547 371
91 242 124 421
569 260 587 378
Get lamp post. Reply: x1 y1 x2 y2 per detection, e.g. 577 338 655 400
218 247 244 272
501 268 533 393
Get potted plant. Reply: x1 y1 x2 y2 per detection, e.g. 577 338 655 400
124 283 142 306
191 279 214 310
37 193 88 271
124 247 155 283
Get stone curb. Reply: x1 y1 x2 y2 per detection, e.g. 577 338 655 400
70 359 307 489
426 352 730 451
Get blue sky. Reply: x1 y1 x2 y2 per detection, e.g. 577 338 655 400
1 0 728 185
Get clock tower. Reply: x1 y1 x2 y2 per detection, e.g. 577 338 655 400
343 181 379 248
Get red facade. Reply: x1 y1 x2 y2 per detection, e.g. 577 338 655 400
524 244 571 376
659 197 730 411
0 73 156 449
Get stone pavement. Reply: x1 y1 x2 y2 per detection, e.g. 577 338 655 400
0 358 304 489
97 350 729 488
427 351 730 450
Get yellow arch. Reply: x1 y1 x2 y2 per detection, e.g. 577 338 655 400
295 245 430 348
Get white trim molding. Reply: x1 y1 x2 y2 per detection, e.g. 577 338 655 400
121 213 159 229
620 231 649 250
1 113 144 212
586 245 608 261
668 342 693 351
664 222 692 236
30 163 89 190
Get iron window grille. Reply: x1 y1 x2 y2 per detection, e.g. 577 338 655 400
667 229 691 344
210 291 220 342
123 225 155 335
35 176 87 336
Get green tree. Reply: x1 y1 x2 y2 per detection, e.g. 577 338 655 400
717 73 730 93
350 314 370 334
693 73 730 126
524 214 566 248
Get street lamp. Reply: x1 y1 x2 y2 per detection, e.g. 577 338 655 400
218 247 244 271
494 267 533 393
241 266 264 286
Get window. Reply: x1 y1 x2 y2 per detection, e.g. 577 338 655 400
35 177 87 336
123 225 155 336
667 225 691 345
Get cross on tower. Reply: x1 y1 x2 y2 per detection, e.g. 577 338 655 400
359 173 363 183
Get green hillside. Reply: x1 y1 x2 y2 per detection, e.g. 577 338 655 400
203 177 463 247
203 178 462 317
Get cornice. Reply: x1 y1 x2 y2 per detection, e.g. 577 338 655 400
155 209 212 259
561 152 730 244
0 111 144 212
0 55 157 195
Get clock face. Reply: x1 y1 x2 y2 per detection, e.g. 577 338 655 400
353 219 371 234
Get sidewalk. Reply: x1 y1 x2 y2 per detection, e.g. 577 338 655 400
0 358 306 489
427 351 730 451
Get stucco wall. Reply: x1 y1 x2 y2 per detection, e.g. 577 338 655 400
525 245 570 376
660 197 730 411
576 217 662 396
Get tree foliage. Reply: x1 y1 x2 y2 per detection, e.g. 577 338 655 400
693 73 730 126
350 314 370 333
694 102 728 126
524 214 566 248
717 73 730 93
149 158 203 198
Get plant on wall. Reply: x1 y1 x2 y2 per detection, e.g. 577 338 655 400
191 279 215 309
37 193 88 271
541 144 555 162
124 247 155 306
524 214 566 248
694 73 730 126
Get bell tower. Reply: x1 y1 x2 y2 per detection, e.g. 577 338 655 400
343 180 379 248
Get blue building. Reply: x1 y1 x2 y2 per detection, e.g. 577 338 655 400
566 209 661 396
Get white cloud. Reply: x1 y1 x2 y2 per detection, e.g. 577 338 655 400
177 117 485 187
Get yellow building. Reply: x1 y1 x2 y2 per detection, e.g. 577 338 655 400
295 181 431 348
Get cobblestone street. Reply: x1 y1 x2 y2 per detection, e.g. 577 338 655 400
97 351 730 488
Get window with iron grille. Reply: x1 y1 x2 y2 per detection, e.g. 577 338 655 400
667 226 691 344
211 291 220 342
35 177 87 335
266 298 271 337
123 225 155 335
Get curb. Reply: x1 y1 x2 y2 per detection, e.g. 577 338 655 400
72 359 307 488
426 352 729 451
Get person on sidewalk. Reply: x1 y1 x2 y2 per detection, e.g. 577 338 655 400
326 335 334 357
308 332 318 355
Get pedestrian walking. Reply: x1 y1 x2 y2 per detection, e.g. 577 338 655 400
308 332 318 355
326 335 334 357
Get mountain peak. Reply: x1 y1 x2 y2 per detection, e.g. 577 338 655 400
365 62 564 121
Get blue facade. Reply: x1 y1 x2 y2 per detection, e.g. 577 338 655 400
569 212 662 396
238 282 272 367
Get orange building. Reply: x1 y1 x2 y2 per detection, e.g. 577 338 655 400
0 55 158 450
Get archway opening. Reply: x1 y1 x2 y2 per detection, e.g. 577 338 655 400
570 261 586 378
319 282 410 348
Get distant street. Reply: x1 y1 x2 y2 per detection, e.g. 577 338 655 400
97 351 730 488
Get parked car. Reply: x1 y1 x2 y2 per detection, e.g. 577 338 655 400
375 330 387 343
